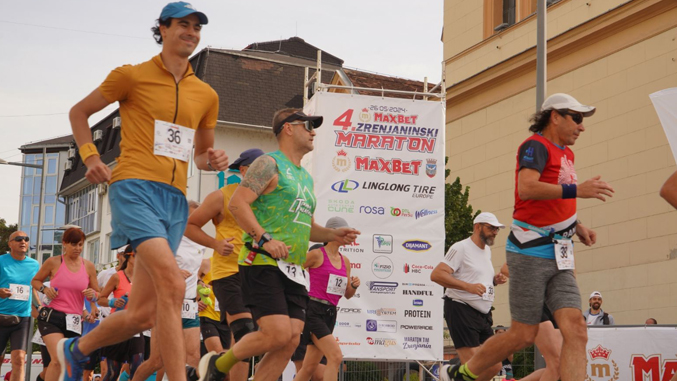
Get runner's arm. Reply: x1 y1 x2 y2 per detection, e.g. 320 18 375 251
518 169 564 200
97 274 119 307
302 248 322 269
185 190 230 253
309 220 360 245
344 256 359 299
31 257 56 296
430 262 475 293
194 128 229 171
69 89 113 184
228 156 278 243
660 170 677 209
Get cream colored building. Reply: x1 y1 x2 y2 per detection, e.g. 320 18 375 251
444 0 677 325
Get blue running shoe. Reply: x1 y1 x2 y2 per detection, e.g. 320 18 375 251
56 338 87 381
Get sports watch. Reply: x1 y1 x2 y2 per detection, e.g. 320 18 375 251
258 232 273 248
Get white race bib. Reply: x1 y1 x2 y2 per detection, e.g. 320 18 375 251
326 274 347 296
554 239 575 270
482 284 495 302
181 300 198 319
8 283 30 301
143 329 151 337
32 330 45 346
214 297 220 312
276 260 309 290
66 314 82 334
153 120 195 162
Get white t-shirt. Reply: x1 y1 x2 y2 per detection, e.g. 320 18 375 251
96 267 117 319
442 237 495 314
176 236 206 300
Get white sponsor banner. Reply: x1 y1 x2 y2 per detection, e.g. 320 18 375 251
586 326 677 381
305 91 445 361
650 88 677 162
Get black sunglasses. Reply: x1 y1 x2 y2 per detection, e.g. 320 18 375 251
13 236 29 242
557 109 583 125
274 113 315 135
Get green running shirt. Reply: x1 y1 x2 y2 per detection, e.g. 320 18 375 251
239 150 316 266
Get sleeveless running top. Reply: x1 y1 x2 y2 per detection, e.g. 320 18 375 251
308 247 347 306
198 271 220 322
212 183 244 280
112 269 132 312
239 150 316 267
48 256 89 315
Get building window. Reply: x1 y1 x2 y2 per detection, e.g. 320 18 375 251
87 238 100 265
65 184 99 235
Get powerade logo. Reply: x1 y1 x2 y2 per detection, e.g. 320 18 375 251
331 180 359 193
415 209 438 219
413 299 424 306
402 240 431 252
367 281 398 294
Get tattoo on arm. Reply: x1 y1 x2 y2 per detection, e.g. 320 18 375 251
240 156 277 196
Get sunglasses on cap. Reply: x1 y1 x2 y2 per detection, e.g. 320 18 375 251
13 236 29 242
557 109 583 125
274 112 316 135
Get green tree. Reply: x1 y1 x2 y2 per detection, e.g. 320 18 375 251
444 157 480 252
0 218 18 254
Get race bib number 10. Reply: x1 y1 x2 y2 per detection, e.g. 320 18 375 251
181 300 198 319
153 120 195 162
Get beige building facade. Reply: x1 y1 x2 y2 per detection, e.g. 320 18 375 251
444 0 677 325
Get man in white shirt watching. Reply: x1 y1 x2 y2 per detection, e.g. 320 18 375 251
431 212 507 381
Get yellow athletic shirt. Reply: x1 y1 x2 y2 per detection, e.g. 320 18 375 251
211 184 244 280
99 54 219 194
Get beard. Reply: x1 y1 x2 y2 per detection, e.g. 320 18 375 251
591 302 601 310
480 230 495 246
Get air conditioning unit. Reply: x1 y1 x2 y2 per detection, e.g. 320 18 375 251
93 130 103 142
112 117 121 129
64 161 73 171
97 183 108 196
67 148 76 159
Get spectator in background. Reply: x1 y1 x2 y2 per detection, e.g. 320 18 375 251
645 318 657 325
583 291 614 325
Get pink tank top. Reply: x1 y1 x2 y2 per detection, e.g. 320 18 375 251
308 247 348 306
48 256 89 315
112 270 132 313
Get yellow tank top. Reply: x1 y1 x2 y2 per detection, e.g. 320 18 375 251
211 184 244 280
199 271 220 321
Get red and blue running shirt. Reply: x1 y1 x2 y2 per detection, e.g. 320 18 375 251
506 134 578 259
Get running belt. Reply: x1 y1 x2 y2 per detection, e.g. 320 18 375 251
512 220 570 241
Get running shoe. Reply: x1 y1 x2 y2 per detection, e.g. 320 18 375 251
198 352 226 381
443 364 477 381
56 338 87 381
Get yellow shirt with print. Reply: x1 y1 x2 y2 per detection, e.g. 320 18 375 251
211 183 244 280
98 55 219 195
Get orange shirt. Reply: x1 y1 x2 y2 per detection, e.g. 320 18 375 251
99 55 219 194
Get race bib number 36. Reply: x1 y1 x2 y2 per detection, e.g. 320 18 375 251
8 284 29 301
153 120 195 162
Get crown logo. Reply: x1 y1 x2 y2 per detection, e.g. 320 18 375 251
337 150 348 157
362 108 369 112
589 344 611 360
426 158 437 164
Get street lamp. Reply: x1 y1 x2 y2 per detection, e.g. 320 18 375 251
0 147 45 381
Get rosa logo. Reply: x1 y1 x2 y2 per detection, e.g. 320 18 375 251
402 240 431 252
331 180 359 193
372 256 394 279
360 206 385 215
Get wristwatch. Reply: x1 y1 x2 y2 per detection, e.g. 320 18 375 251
258 232 273 248
38 285 45 293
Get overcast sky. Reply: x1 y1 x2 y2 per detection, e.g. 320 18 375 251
0 0 443 225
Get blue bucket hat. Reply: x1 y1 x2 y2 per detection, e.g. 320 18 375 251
160 2 208 24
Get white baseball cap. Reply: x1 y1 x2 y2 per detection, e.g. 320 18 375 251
590 291 602 299
541 93 596 117
473 212 505 229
